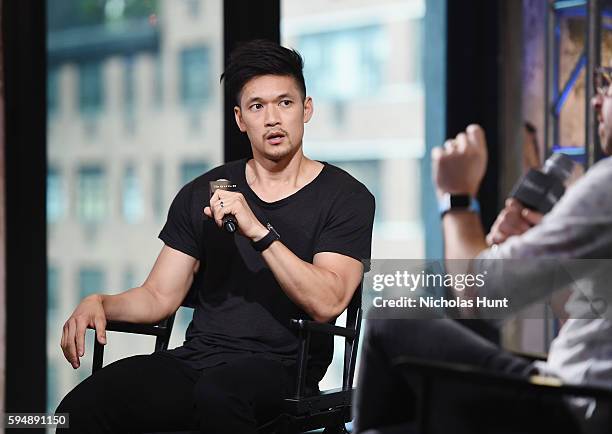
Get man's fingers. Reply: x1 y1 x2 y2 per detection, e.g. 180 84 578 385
522 208 544 225
504 198 523 211
94 317 107 345
455 133 468 152
75 320 86 358
466 124 486 147
432 146 445 161
61 323 68 357
66 319 79 368
499 219 530 237
488 232 505 245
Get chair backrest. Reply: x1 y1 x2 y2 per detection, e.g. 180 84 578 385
342 282 363 390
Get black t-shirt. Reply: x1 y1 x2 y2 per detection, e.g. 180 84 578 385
157 158 375 385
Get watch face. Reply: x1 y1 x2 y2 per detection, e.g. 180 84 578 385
449 195 471 208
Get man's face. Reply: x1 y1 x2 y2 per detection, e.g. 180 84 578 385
234 74 313 162
592 68 612 156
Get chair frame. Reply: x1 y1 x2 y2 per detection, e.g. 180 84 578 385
392 355 612 434
89 285 363 434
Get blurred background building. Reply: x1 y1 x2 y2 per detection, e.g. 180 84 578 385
46 0 426 414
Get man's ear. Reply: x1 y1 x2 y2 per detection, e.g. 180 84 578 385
234 106 247 132
303 96 313 124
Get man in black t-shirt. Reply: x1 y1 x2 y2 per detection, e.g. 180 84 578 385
57 40 374 433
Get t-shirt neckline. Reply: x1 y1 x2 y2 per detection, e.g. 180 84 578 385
239 158 328 208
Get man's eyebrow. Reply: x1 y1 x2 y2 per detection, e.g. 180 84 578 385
244 93 296 105
245 96 263 105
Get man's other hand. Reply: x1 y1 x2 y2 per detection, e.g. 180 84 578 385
486 198 543 245
60 294 107 369
432 124 488 198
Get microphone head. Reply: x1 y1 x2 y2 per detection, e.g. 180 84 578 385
209 179 237 197
542 153 574 183
223 218 237 233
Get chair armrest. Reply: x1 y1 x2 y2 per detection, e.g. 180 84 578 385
392 356 612 400
87 319 170 337
88 314 176 374
290 318 356 339
511 350 548 362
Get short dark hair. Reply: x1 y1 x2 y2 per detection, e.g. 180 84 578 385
221 39 307 106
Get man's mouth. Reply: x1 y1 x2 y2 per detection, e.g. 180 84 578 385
265 131 286 145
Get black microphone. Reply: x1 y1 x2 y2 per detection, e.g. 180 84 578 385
209 179 238 233
510 153 575 214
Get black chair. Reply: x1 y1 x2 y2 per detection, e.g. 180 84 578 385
88 284 363 434
390 355 612 434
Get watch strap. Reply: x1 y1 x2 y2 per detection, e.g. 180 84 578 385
439 194 480 217
252 223 280 252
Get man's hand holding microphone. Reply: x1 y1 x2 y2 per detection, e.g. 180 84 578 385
204 184 269 242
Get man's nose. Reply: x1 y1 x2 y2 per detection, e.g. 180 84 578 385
264 105 280 126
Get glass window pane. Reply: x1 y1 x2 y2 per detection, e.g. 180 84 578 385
48 66 59 114
180 161 209 185
47 166 64 223
79 61 104 114
77 165 107 223
78 267 105 299
47 0 223 414
152 161 165 220
122 165 144 223
180 46 211 109
282 0 427 391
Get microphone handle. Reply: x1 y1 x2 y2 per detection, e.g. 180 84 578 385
222 215 237 233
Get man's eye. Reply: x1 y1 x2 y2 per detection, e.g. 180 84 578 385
251 103 263 110
280 100 292 107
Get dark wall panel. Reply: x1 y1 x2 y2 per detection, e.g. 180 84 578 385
223 0 280 163
3 0 47 421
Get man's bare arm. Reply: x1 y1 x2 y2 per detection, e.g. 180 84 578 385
204 188 369 324
262 245 364 323
443 212 488 260
60 245 197 369
101 245 198 323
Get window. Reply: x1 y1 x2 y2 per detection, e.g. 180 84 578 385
184 0 201 18
152 161 165 219
123 267 139 290
48 66 59 114
78 267 105 299
298 26 386 101
47 0 224 415
410 18 424 84
47 167 64 223
124 56 135 110
283 0 428 391
180 161 209 185
79 61 104 114
180 46 211 109
329 160 382 221
153 54 164 106
124 55 136 132
122 165 144 223
77 165 107 223
48 266 60 313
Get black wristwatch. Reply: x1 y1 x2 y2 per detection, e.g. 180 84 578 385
438 193 480 217
252 222 281 252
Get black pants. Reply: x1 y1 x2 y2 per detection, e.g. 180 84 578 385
55 352 293 434
353 319 578 434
